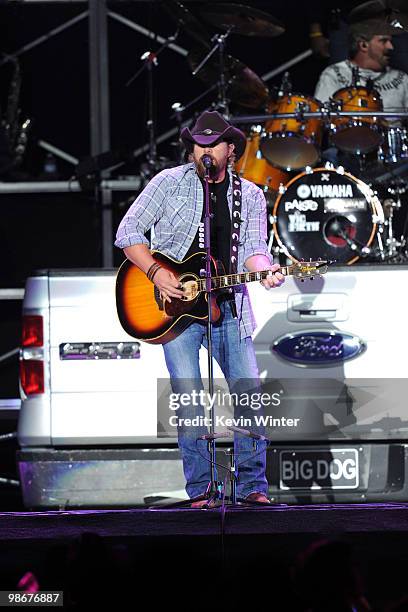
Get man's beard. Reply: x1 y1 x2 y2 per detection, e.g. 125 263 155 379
194 155 227 180
383 53 391 65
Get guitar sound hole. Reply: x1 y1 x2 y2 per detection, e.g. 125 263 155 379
179 277 199 302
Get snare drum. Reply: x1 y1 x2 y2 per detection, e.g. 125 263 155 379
260 94 323 171
331 86 383 154
272 167 383 264
235 130 289 197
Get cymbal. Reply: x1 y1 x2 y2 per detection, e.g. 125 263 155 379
188 49 269 109
163 0 211 49
348 0 408 29
199 3 285 38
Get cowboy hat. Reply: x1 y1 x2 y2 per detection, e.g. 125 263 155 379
180 110 246 160
350 16 404 38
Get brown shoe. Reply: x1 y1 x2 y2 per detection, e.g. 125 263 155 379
244 492 271 505
190 498 216 509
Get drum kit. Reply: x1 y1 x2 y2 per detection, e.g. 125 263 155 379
235 83 408 265
168 2 408 265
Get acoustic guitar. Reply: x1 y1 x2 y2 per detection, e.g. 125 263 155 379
116 251 328 344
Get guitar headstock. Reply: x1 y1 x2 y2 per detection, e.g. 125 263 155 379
289 259 330 280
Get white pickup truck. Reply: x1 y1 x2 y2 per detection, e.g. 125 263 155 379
17 264 408 508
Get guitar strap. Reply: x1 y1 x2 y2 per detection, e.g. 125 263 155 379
230 171 242 275
226 171 243 319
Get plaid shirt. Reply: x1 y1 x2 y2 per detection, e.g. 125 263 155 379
115 162 272 339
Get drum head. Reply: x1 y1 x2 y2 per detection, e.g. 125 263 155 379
272 167 383 264
260 133 320 171
332 125 382 154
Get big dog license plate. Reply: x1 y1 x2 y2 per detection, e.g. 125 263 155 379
279 448 359 490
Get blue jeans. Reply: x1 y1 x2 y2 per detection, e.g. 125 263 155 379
162 301 268 499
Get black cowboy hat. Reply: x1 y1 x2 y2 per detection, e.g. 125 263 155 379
349 16 404 37
180 110 247 160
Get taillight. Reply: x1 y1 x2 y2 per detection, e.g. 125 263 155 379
21 315 44 395
20 360 44 395
22 315 43 347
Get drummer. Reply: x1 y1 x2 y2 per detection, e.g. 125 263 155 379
315 18 408 119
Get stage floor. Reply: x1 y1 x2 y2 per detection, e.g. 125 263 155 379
1 503 408 609
1 502 408 540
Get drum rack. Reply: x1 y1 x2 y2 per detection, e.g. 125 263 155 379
230 111 408 123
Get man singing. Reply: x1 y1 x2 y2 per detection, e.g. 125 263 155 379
115 111 284 507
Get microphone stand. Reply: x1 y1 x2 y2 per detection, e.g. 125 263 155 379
196 160 271 508
125 29 180 176
201 156 224 506
150 159 225 510
329 219 385 260
155 157 223 510
192 28 234 117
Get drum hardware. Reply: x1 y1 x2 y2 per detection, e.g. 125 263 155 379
228 110 408 124
378 126 408 165
382 196 407 258
294 102 307 124
164 0 212 49
324 216 377 258
199 3 285 38
229 108 408 202
187 49 269 112
190 28 236 116
267 213 277 252
170 102 187 165
187 4 283 113
387 180 408 196
125 29 181 176
368 160 408 189
278 71 292 98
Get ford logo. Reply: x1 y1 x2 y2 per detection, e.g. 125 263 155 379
272 331 366 366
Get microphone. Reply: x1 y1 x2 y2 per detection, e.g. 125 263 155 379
351 65 360 87
199 431 233 441
327 218 370 257
366 77 374 92
280 71 292 96
338 231 371 256
227 425 268 442
201 154 213 169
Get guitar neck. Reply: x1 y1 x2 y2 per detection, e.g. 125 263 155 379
197 266 292 292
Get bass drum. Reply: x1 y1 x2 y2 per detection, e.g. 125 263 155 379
272 167 384 265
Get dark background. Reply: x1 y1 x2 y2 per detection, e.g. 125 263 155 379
1 1 321 169
0 0 334 285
